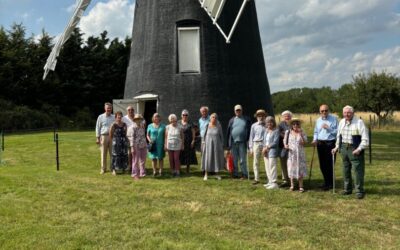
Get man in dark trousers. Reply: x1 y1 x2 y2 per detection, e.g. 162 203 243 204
226 104 252 179
312 104 338 190
332 105 369 199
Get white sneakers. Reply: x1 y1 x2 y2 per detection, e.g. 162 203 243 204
264 183 279 189
203 175 208 181
203 175 221 181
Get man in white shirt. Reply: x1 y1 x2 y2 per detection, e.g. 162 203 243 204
96 102 115 174
123 106 135 171
249 109 267 185
332 105 369 199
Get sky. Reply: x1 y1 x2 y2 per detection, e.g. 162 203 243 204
1 0 399 93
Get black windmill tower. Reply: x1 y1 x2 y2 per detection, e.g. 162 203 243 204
124 0 273 128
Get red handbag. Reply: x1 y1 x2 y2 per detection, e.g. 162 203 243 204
226 153 234 173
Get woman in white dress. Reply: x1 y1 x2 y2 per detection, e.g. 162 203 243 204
284 118 308 192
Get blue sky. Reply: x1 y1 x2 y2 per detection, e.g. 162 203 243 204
1 0 399 93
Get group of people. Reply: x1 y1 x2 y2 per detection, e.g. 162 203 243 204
95 102 369 199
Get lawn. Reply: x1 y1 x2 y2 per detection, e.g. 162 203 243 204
0 131 399 249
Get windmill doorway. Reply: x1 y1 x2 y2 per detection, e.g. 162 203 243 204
133 94 158 126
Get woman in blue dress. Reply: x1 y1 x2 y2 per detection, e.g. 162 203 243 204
146 113 166 176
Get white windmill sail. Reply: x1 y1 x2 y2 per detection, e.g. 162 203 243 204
43 0 92 80
199 0 250 43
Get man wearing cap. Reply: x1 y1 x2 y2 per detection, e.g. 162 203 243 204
332 105 369 199
226 104 252 179
249 109 267 184
312 104 338 190
96 102 115 174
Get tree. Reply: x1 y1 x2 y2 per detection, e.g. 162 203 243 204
352 72 400 122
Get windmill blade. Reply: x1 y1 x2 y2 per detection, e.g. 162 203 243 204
199 0 250 43
43 0 92 80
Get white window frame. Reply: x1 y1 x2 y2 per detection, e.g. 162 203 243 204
177 27 201 74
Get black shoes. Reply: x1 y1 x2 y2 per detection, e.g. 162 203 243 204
356 193 365 199
341 190 352 195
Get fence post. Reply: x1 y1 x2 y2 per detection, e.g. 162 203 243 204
369 125 372 164
309 116 312 126
55 133 60 171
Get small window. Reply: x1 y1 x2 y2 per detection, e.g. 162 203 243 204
177 27 200 73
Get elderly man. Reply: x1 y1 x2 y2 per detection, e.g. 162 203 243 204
278 110 292 186
96 102 115 174
332 105 369 199
198 106 210 141
249 109 267 184
226 104 252 179
123 106 135 172
312 104 338 190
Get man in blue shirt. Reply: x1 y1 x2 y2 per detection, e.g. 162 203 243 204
312 104 338 190
226 104 252 179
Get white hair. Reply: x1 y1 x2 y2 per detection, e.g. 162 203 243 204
200 106 209 112
281 110 292 116
343 105 354 113
181 109 189 115
168 114 177 122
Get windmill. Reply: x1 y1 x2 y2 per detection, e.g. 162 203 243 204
44 0 273 128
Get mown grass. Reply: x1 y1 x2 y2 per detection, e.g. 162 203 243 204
0 131 399 249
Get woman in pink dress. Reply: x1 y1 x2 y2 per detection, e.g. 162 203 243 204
284 118 308 192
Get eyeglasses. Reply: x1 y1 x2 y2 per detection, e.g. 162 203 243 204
182 114 188 116
320 110 328 113
292 122 300 126
235 109 242 112
127 109 134 111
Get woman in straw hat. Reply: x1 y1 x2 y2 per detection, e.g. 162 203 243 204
127 114 147 180
284 118 308 192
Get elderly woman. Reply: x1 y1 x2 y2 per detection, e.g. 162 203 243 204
201 113 224 181
109 111 129 175
278 110 292 187
147 113 166 176
178 109 198 174
262 116 280 189
165 114 184 177
284 118 308 192
127 114 147 180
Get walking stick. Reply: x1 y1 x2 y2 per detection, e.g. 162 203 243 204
332 153 336 194
308 145 316 186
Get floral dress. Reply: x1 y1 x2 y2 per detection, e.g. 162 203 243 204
178 121 198 165
111 123 128 171
285 130 307 179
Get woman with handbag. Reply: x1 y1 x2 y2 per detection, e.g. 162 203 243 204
146 113 166 176
284 118 308 192
201 113 224 181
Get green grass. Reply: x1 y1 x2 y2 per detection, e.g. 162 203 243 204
0 131 399 249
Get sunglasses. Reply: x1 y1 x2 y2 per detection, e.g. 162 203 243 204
182 114 188 116
320 110 328 113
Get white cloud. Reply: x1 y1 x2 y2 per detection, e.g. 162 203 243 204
79 0 135 41
256 0 400 92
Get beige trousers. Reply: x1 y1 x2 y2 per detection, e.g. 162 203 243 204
100 135 112 171
252 141 264 181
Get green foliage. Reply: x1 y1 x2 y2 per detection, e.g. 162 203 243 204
0 23 131 130
352 72 400 120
